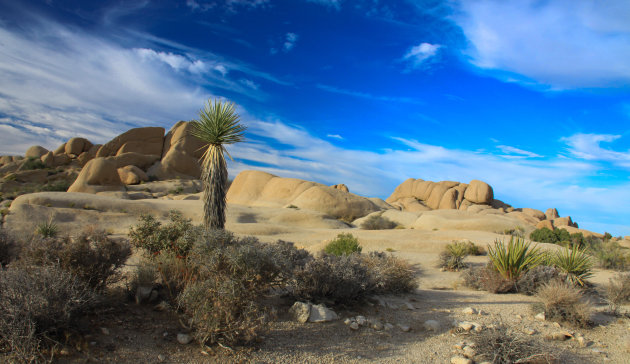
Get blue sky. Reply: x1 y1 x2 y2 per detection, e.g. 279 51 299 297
0 0 629 235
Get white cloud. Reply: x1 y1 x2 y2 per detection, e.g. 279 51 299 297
135 48 210 74
451 0 630 89
226 117 630 236
562 133 630 167
316 84 419 103
327 134 344 140
497 145 541 158
240 79 259 90
284 33 299 52
403 42 441 68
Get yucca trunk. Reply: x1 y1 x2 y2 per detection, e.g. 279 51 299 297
202 144 228 230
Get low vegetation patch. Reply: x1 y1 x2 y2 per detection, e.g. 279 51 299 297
462 263 515 294
439 241 470 271
324 233 362 256
21 157 47 170
552 246 593 287
606 273 630 311
515 264 560 295
0 227 17 267
487 237 544 284
534 280 593 328
36 218 59 238
360 214 397 230
128 210 200 257
474 325 558 364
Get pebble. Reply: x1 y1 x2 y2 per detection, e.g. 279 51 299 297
450 356 473 364
177 333 192 345
356 316 367 326
547 332 572 341
405 302 415 310
535 312 546 321
462 307 477 315
552 322 561 328
349 322 360 330
384 323 394 330
343 318 353 325
515 314 523 320
372 322 384 331
525 328 537 335
463 345 476 358
398 324 411 332
100 327 110 335
459 322 474 332
158 354 166 362
423 320 441 332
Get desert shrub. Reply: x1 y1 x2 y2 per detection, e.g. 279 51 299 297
40 180 73 192
534 280 592 328
591 240 628 270
324 233 361 256
36 218 58 238
603 232 613 241
606 273 630 310
462 241 485 255
529 227 557 244
487 237 543 283
568 232 586 248
128 210 199 257
362 251 417 294
0 228 17 267
439 241 470 271
516 265 560 295
552 246 593 286
360 214 397 230
474 325 557 364
504 225 525 238
461 264 515 293
21 157 46 170
0 265 95 362
21 230 131 291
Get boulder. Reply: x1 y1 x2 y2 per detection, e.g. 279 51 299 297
52 154 71 167
77 144 101 167
25 145 49 159
65 137 93 155
117 165 148 185
41 152 54 167
438 187 458 210
146 121 204 179
426 183 451 209
10 170 48 184
536 220 554 230
227 170 381 219
67 158 124 193
463 180 493 204
545 208 559 220
308 304 337 322
289 302 311 323
96 127 164 157
331 184 349 193
553 216 574 227
53 143 66 155
106 152 160 170
521 208 545 221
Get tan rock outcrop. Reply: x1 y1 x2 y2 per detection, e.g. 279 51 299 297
536 220 554 230
331 184 349 193
147 121 204 179
53 143 66 155
117 165 148 185
67 158 124 194
106 152 160 170
463 180 493 204
553 216 574 228
96 127 165 158
65 137 93 155
41 152 54 167
227 170 381 219
25 145 49 159
545 208 559 220
77 144 101 167
521 208 545 221
52 153 72 167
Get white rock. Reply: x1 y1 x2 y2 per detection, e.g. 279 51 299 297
398 324 411 332
135 286 154 304
459 322 474 331
535 312 546 321
462 307 477 315
463 346 476 358
384 323 394 330
405 302 415 310
343 318 353 325
177 333 192 345
423 320 441 331
356 315 367 326
372 322 384 331
157 354 166 361
308 304 338 323
450 356 473 364
349 322 360 330
289 302 311 323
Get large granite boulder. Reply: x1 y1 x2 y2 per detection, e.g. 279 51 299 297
96 127 165 157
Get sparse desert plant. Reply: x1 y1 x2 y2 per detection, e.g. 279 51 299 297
487 237 544 283
461 264 515 293
552 246 593 286
516 264 560 295
21 156 46 170
0 264 95 363
461 240 485 255
529 227 557 244
439 241 470 271
0 228 17 267
504 225 525 238
128 210 199 257
324 233 362 256
592 240 628 270
534 280 592 328
362 251 417 294
36 218 58 238
606 273 630 311
474 325 558 364
360 214 397 230
21 229 131 291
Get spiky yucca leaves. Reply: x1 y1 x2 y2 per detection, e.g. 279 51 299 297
553 246 593 287
191 99 246 230
487 237 544 283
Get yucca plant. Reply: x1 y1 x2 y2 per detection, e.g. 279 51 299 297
439 241 470 271
487 237 544 283
191 99 246 230
553 246 593 287
36 218 58 238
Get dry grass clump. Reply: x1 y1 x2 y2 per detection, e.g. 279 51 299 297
362 251 417 295
606 273 630 310
534 280 593 328
474 325 558 364
21 230 131 291
0 227 17 267
0 265 95 363
515 265 560 296
360 214 397 230
439 241 470 271
462 264 515 293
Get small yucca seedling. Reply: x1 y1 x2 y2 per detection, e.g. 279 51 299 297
553 246 593 287
36 218 59 238
439 241 470 271
487 237 544 282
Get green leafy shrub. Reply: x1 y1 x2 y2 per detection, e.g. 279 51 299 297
128 210 199 257
552 246 593 286
439 241 470 271
324 233 361 256
21 229 131 291
534 280 592 328
592 240 628 270
515 265 560 295
0 265 95 363
360 214 397 230
21 157 46 170
529 227 557 244
487 237 544 283
36 218 58 238
606 273 630 310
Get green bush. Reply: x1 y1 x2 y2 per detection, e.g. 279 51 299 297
552 246 593 286
360 214 397 230
21 229 131 291
324 233 361 256
591 241 628 270
36 218 58 238
529 227 557 244
534 280 592 328
0 265 95 363
487 237 544 283
439 241 470 271
128 210 199 257
21 157 46 170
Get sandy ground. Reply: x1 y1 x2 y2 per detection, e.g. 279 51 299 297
4 189 630 363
